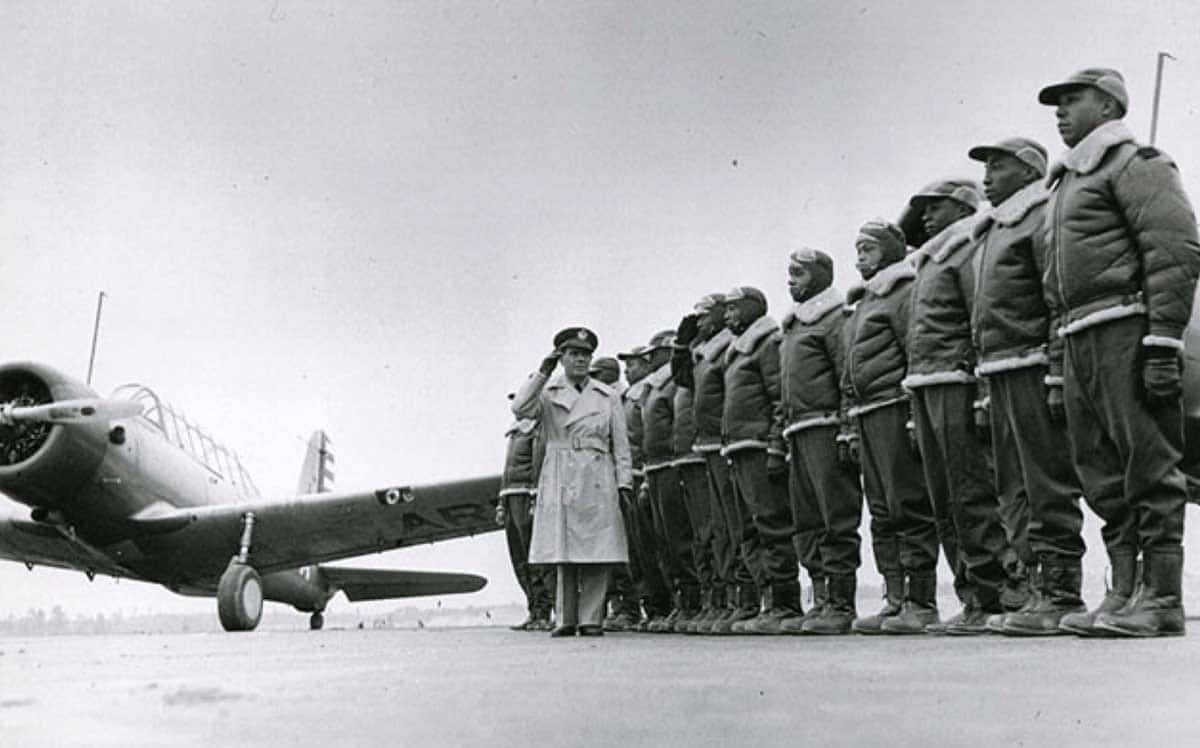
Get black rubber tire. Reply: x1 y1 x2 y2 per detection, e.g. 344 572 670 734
309 611 324 631
217 564 263 632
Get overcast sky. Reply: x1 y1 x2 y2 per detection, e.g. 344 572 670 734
4 1 1200 621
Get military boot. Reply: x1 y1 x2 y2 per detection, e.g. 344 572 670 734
1058 551 1138 637
781 576 824 633
881 571 939 634
800 574 857 635
705 589 744 635
1094 549 1186 637
745 581 804 635
688 587 718 634
729 585 769 635
1002 557 1085 636
711 585 756 635
509 613 536 631
852 572 904 635
999 559 1034 613
672 585 702 633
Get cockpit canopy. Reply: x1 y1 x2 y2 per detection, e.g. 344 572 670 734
111 384 261 500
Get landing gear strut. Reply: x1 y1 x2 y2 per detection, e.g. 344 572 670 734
310 611 324 630
217 512 263 632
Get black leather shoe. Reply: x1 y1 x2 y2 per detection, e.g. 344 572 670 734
578 625 605 637
549 625 577 637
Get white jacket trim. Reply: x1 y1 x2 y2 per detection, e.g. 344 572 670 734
1058 303 1145 337
901 370 975 390
781 287 845 328
1048 120 1136 183
498 487 535 498
974 182 1049 240
864 261 915 297
1044 375 1064 387
1142 335 1184 351
976 349 1049 376
846 395 907 418
782 414 840 438
643 460 675 474
671 455 707 468
698 327 734 363
719 439 767 457
692 443 723 454
729 315 779 358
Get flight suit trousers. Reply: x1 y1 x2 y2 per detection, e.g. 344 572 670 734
987 365 1085 561
788 425 863 578
1064 316 1186 555
646 466 700 602
607 485 643 618
727 448 798 591
911 384 1009 608
633 476 673 616
677 459 716 599
503 492 553 617
857 401 939 576
703 450 756 589
556 564 610 628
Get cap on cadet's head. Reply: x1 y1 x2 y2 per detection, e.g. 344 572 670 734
616 344 647 361
1038 67 1128 115
552 326 599 353
694 293 727 314
967 137 1048 177
588 356 619 375
646 329 676 351
789 247 834 273
908 178 983 212
725 286 767 307
856 219 907 263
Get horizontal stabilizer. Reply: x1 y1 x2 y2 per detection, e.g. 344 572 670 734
319 566 487 602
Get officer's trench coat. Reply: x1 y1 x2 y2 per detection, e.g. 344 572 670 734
512 371 632 564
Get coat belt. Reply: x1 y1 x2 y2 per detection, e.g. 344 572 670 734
546 436 609 453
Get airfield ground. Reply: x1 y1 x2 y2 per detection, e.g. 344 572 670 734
2 623 1198 747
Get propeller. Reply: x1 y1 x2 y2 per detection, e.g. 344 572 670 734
0 398 144 426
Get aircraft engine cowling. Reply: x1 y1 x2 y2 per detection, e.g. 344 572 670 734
0 363 109 510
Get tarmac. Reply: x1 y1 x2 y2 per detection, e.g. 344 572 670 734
3 624 1199 748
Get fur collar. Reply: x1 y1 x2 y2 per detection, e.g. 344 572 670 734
782 287 844 328
973 181 1048 238
624 378 649 401
917 214 980 264
696 327 734 363
864 260 915 297
645 361 673 390
731 314 779 355
1047 120 1135 183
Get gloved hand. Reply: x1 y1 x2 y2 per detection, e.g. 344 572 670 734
619 487 634 511
539 348 562 376
906 419 920 458
766 453 788 481
973 401 990 444
1143 348 1183 407
836 434 860 470
494 501 507 527
1046 384 1065 424
676 314 700 346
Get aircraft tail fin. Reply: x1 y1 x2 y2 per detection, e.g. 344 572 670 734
296 430 335 494
318 566 487 602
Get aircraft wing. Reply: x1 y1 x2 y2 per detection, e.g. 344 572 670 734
0 513 142 579
140 475 503 582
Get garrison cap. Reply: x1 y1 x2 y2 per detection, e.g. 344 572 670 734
646 329 676 351
908 178 983 211
968 137 1048 177
553 326 598 353
856 219 907 263
616 344 648 361
694 293 726 314
588 356 619 375
1038 67 1128 115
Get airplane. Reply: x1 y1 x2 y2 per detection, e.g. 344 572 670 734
0 361 503 632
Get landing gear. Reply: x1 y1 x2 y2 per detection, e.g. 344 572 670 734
218 563 263 632
310 611 324 630
217 512 263 632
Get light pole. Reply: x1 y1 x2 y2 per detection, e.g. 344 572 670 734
1149 51 1176 146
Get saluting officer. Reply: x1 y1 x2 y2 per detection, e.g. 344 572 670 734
513 327 633 637
903 179 1010 635
1034 68 1200 637
777 248 864 635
